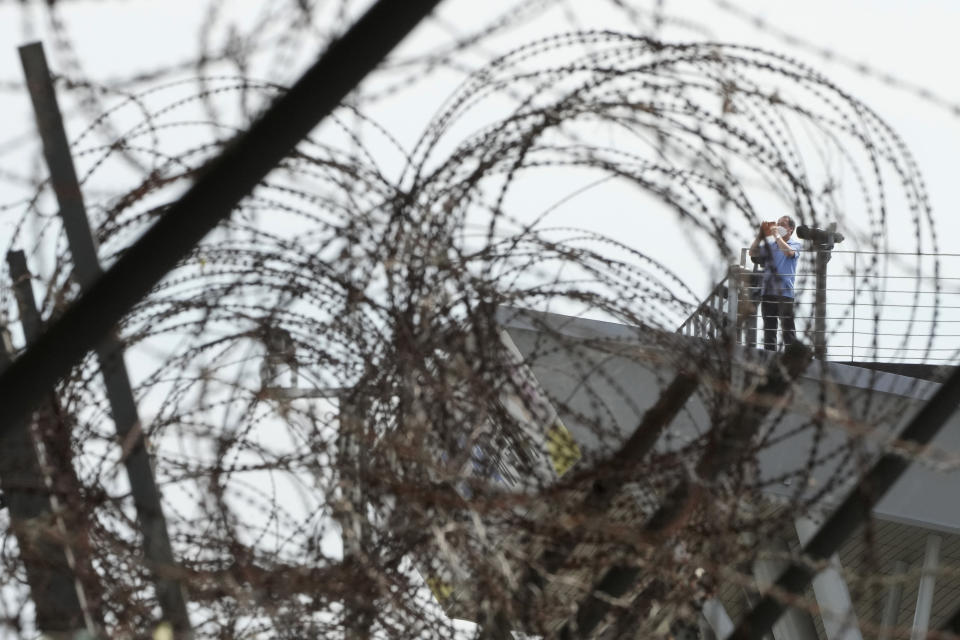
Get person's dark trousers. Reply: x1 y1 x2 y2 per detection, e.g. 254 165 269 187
761 295 796 351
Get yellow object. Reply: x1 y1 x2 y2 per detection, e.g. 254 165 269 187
426 576 454 602
546 421 580 476
153 622 174 640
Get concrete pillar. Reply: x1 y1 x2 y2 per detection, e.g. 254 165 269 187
878 560 907 640
753 539 819 640
911 535 941 640
702 598 734 640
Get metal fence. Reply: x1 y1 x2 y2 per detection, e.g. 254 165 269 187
678 249 960 365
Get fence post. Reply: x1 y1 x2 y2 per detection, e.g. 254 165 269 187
0 327 90 634
7 250 104 633
338 388 377 640
19 42 191 633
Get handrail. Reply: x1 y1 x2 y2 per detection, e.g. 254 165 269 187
676 265 742 343
678 249 960 365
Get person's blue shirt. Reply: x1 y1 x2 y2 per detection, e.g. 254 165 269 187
760 238 801 298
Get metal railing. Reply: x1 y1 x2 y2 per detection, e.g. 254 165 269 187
676 268 739 342
678 249 960 365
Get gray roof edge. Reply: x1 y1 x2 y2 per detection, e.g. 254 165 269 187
496 305 941 401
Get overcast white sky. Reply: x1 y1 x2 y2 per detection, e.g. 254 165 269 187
1 0 959 354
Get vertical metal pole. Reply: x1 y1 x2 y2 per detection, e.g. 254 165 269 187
911 535 941 640
728 265 745 396
728 265 740 345
713 297 719 337
814 248 828 360
338 395 365 561
8 252 43 341
747 266 758 350
705 297 712 338
850 253 856 361
0 330 88 634
19 42 191 634
705 295 712 338
339 393 372 640
878 560 906 640
8 250 103 632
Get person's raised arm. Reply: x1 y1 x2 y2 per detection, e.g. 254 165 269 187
772 227 796 258
749 221 770 257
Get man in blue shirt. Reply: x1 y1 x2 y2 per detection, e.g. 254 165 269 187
749 216 801 351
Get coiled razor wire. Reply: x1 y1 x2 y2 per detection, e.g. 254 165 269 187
0 1 952 638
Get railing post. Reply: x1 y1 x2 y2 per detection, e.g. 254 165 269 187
746 266 758 349
814 248 829 360
851 252 857 361
728 264 740 345
810 223 841 361
710 292 718 338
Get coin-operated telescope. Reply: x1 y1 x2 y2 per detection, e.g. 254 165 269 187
796 223 845 252
796 223 844 359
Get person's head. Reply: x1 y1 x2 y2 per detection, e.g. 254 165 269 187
777 215 795 240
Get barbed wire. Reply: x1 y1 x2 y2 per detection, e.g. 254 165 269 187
0 1 954 639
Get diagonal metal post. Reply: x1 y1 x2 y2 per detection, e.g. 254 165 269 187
0 0 443 452
20 42 190 633
729 360 960 639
